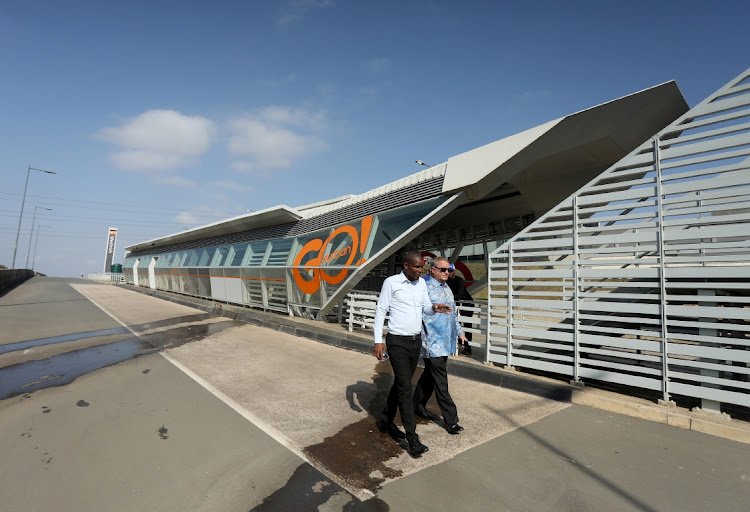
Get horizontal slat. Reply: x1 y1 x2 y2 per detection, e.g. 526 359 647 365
667 343 750 363
578 367 662 390
669 382 750 408
581 357 663 377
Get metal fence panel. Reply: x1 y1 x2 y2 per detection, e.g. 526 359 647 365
488 67 750 411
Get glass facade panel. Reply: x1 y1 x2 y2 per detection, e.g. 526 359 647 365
227 243 248 266
370 196 445 255
243 241 269 266
266 238 294 266
123 195 452 314
185 250 199 266
176 251 188 267
197 249 211 266
286 268 322 310
210 246 229 266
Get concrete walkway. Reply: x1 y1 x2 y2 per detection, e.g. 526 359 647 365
2 277 750 511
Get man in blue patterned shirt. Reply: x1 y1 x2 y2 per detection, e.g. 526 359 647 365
414 256 468 434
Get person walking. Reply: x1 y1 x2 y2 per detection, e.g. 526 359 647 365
414 257 468 434
373 251 450 456
447 264 474 354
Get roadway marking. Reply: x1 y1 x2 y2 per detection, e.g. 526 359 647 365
71 283 373 501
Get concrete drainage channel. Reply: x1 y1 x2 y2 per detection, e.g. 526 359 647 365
122 283 750 445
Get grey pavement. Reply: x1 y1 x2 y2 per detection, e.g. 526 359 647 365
1 277 749 511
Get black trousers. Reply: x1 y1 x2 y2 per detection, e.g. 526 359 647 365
413 356 458 426
381 333 422 441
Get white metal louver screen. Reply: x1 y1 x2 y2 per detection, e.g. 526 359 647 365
488 67 750 408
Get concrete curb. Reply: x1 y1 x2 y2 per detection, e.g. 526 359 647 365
122 284 750 445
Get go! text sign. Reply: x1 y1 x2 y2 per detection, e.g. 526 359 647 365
292 216 373 295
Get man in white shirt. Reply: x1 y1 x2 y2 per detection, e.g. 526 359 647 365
373 251 450 456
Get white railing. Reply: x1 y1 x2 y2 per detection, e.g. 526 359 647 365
87 272 124 283
488 66 750 411
344 290 488 355
346 290 381 332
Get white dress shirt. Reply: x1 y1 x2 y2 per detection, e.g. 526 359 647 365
373 271 434 344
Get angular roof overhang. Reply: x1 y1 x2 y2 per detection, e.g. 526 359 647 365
124 205 302 253
442 81 689 215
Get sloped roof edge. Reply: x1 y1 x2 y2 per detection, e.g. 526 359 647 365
124 205 303 253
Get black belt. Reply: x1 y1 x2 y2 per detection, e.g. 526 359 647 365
388 333 421 341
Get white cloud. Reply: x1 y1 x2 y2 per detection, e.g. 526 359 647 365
279 0 332 25
175 212 200 225
175 206 233 226
230 161 255 173
365 57 390 73
151 175 197 187
97 110 215 171
227 105 328 173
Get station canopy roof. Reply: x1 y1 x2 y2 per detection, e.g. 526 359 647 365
125 80 688 254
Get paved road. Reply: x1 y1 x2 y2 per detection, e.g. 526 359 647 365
1 277 750 511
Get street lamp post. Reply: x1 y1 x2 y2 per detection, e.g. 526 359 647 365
12 165 56 268
26 206 52 268
415 160 432 168
31 225 51 271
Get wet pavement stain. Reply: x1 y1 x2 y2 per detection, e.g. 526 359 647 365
136 319 243 350
158 425 169 440
302 363 408 493
251 463 390 512
0 327 130 356
0 317 242 400
0 337 152 400
129 313 212 333
76 400 89 407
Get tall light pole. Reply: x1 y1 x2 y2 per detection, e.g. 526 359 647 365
415 160 432 168
26 206 52 268
12 165 56 268
31 225 51 271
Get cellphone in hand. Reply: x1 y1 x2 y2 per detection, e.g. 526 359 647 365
380 352 390 361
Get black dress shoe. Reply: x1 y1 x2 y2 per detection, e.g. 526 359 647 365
408 438 429 455
446 423 464 434
379 421 407 439
415 408 431 420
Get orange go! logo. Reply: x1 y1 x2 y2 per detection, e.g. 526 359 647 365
292 216 373 295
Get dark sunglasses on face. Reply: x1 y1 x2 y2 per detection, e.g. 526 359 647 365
434 267 451 273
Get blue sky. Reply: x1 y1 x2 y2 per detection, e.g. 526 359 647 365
1 0 747 277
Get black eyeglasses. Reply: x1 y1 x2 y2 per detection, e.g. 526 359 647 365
434 267 451 273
